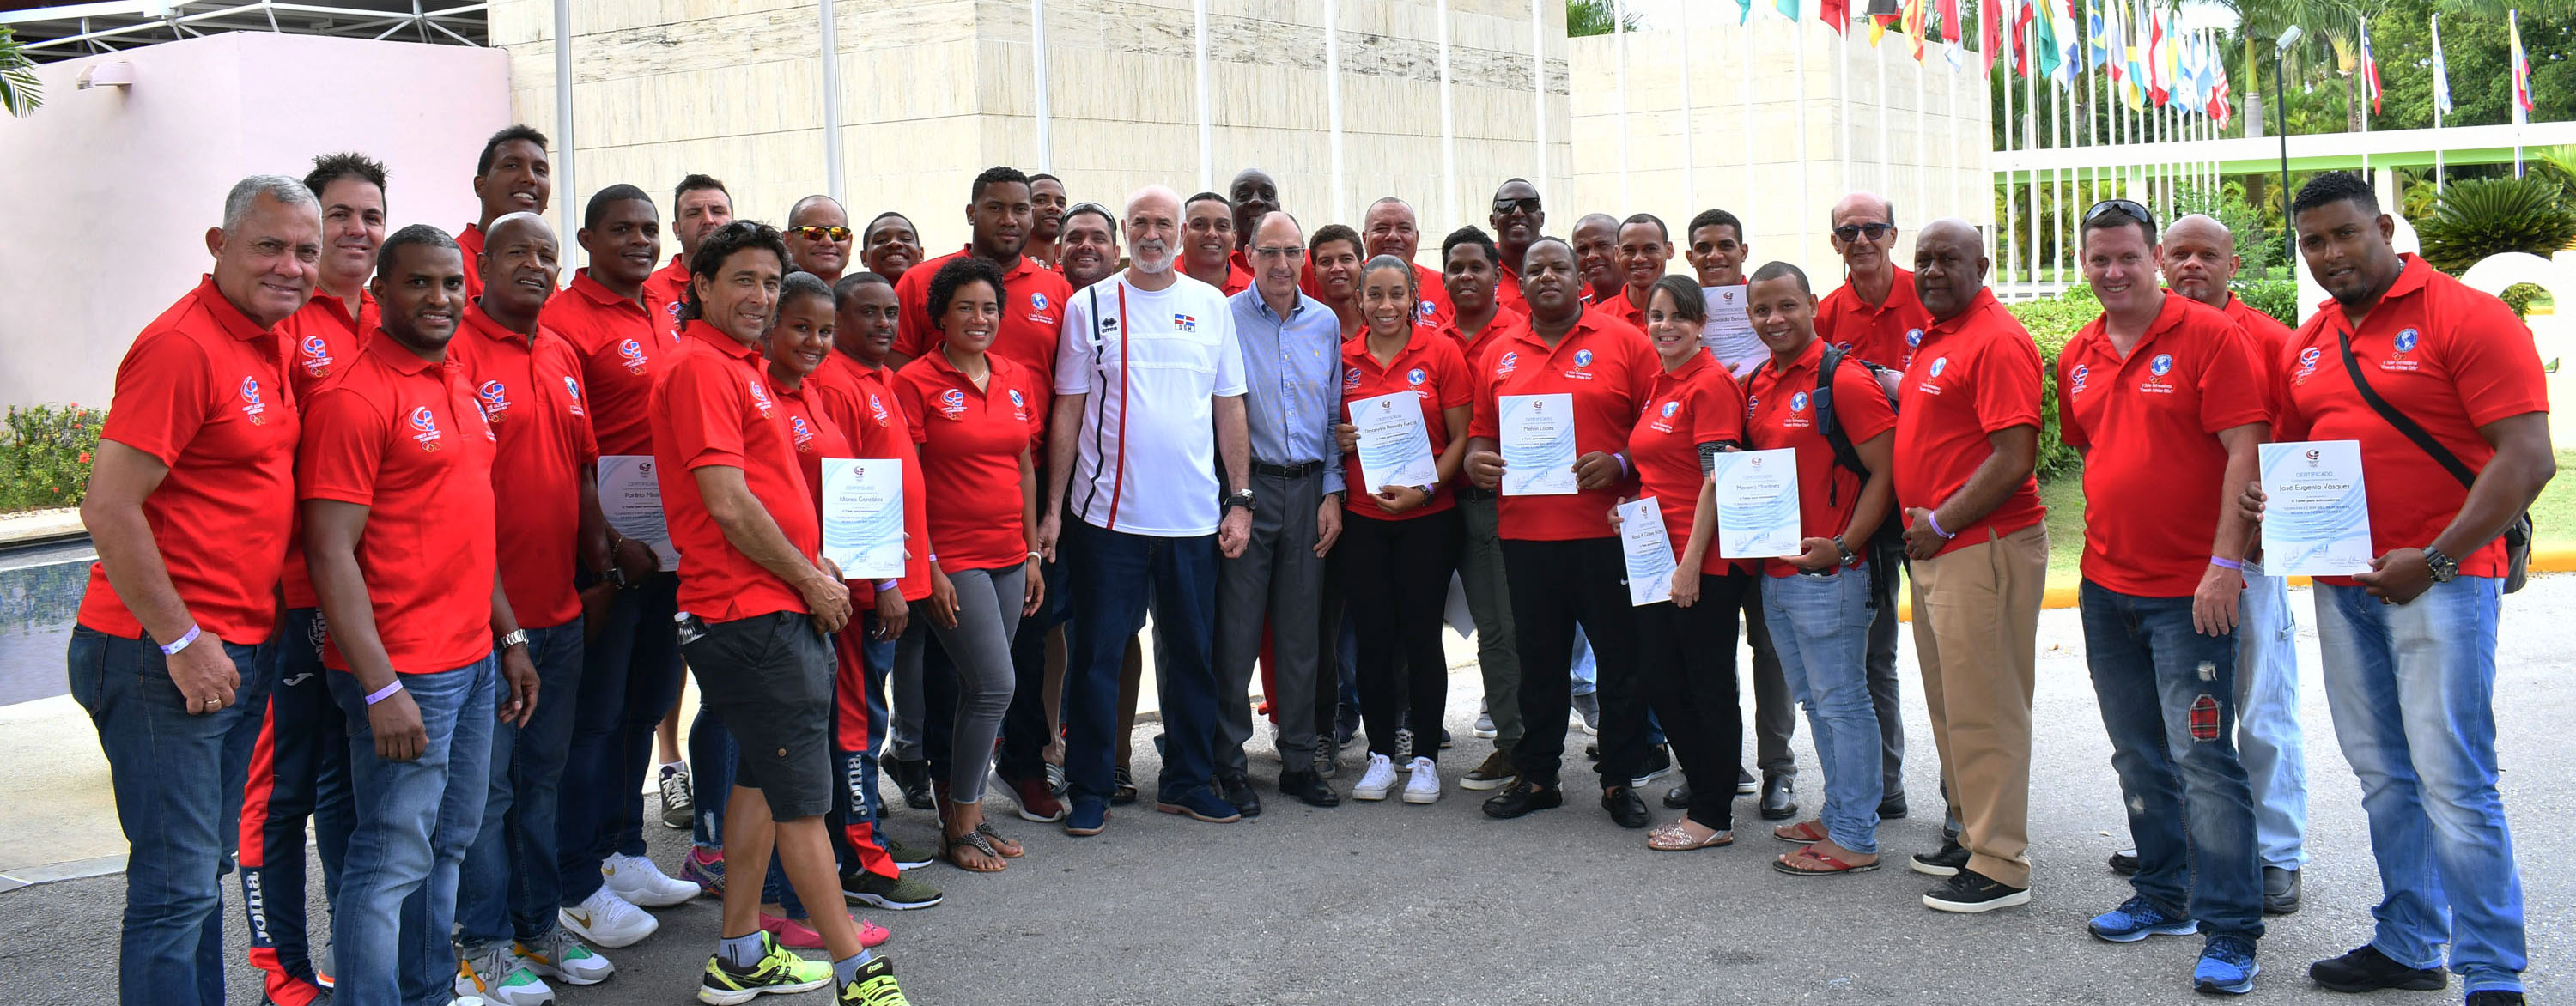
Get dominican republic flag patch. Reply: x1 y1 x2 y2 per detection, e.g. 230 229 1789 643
1172 313 1197 332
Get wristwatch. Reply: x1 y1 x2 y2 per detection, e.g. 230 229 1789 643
497 629 530 651
1831 536 1857 567
1224 488 1256 514
2422 547 2460 584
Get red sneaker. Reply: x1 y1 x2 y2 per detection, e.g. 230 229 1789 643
999 770 1065 822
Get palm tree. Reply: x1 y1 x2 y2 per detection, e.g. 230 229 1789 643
1568 0 1645 38
2186 0 2360 136
0 26 39 118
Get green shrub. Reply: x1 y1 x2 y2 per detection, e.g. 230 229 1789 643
2234 276 2299 328
2416 176 2576 277
0 403 103 512
2006 285 2093 484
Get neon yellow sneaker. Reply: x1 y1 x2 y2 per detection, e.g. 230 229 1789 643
840 956 911 1005
696 931 832 1005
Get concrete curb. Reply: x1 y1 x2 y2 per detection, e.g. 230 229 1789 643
0 509 82 548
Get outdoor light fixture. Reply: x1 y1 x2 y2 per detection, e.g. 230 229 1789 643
76 62 135 90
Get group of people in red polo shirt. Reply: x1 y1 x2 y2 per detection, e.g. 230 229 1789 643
74 117 2544 1006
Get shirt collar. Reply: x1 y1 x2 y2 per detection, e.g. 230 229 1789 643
1659 347 1715 384
1249 289 1322 322
463 300 537 349
1842 266 1913 312
362 326 443 375
192 275 275 342
1505 307 1606 352
682 319 762 361
569 269 647 312
1922 287 2003 342
1761 334 1826 381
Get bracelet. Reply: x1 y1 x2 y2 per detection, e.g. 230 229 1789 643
363 680 404 706
2208 556 2243 571
873 579 899 592
1026 550 1044 562
1924 511 1955 539
158 624 203 657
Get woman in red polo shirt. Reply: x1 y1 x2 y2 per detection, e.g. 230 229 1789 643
892 256 1044 873
1337 255 1475 805
1621 276 1751 851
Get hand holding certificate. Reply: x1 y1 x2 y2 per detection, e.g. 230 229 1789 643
597 454 678 572
820 458 907 579
1707 448 1802 559
1498 392 1579 495
1618 496 1676 606
1349 391 1440 493
2259 440 2373 576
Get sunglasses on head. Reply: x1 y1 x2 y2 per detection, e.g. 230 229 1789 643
2083 198 2157 234
790 225 853 241
1832 221 1893 243
1492 197 1542 215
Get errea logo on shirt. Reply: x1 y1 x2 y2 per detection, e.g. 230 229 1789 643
410 405 443 451
240 377 270 425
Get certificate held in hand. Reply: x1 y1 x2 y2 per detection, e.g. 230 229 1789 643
1618 496 1676 606
1498 392 1579 495
1350 391 1439 493
1708 448 1802 559
598 454 678 572
2259 439 2373 577
820 458 906 580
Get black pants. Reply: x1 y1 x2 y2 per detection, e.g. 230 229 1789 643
1503 537 1646 790
1643 570 1747 830
1862 536 1907 799
1343 509 1465 765
1735 573 1795 775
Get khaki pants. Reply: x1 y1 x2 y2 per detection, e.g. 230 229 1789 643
1909 522 2048 888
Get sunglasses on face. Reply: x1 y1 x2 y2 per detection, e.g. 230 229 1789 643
1832 222 1893 243
1492 197 1542 215
2083 198 2157 234
790 225 853 241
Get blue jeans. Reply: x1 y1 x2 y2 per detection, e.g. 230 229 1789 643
1762 570 1882 853
2078 581 2264 940
1062 519 1221 807
1569 626 1596 695
240 607 355 1003
2236 560 2308 870
68 625 273 1006
331 656 497 1006
555 573 685 906
2314 579 2524 995
458 623 583 948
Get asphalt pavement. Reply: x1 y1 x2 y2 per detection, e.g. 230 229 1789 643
6 575 2572 1005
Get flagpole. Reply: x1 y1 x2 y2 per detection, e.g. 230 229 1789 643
1916 42 1929 264
1615 0 1630 212
2055 45 2069 286
1744 12 1758 219
2003 30 2019 292
1438 0 1457 230
1839 15 1854 203
1798 18 1814 272
1680 3 1697 214
1531 0 1547 197
2433 13 2446 193
2024 15 2039 291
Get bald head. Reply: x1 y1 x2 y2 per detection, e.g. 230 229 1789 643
1911 218 1987 321
1363 197 1420 262
1229 167 1281 246
2160 214 2240 309
1828 191 1899 276
1571 213 1625 296
1250 211 1306 300
786 194 851 280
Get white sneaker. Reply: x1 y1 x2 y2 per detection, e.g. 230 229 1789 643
1402 757 1441 804
1352 753 1398 801
602 851 702 908
456 942 556 1006
517 927 614 985
447 997 491 1006
559 888 658 948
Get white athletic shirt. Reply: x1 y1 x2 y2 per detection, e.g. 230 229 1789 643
1054 271 1248 537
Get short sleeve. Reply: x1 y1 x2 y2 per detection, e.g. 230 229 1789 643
1467 353 1502 442
1055 288 1095 397
1622 331 1660 417
891 269 934 360
1432 341 1474 411
297 386 386 506
1972 329 2044 434
2271 326 2316 441
892 368 931 445
2055 351 2090 449
2444 292 2551 428
2196 323 2270 434
1813 290 1842 348
1689 369 1747 446
98 330 216 467
1834 361 1899 445
1211 294 1249 397
662 355 748 471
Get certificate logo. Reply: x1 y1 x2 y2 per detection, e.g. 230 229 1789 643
1495 351 1520 376
1572 349 1594 368
478 379 513 421
2305 448 2321 464
300 335 334 378
1906 328 1925 348
1928 356 1949 378
2069 364 2089 393
239 376 270 425
617 337 649 374
2394 328 2421 353
2148 354 2174 377
1406 367 1427 385
1789 391 1808 412
410 404 443 451
1344 367 1364 390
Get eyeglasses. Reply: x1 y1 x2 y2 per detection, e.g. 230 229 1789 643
1492 197 1542 215
1832 221 1893 244
1252 246 1305 259
789 225 853 241
2083 198 2157 234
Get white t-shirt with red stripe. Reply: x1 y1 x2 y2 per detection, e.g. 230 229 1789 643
1054 270 1248 537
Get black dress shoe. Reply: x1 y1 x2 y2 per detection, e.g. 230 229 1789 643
2109 847 2141 876
1759 772 1798 821
1878 791 1908 820
1601 785 1650 828
1482 779 1562 819
890 758 934 810
2263 866 2301 915
1218 774 1262 818
1278 769 1340 808
1662 783 1691 809
2309 943 2446 993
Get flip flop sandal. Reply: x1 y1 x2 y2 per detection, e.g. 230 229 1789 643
1774 843 1881 876
975 821 1024 858
1771 820 1830 844
945 830 1007 872
1646 821 1736 851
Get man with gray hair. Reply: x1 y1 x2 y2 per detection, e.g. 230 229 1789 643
1041 185 1255 835
72 173 319 1006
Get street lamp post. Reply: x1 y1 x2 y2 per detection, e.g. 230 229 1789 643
2274 25 2302 269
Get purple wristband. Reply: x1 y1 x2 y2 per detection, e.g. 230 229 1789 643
2209 556 2243 571
1924 511 1954 539
874 579 899 592
363 680 404 706
157 623 203 656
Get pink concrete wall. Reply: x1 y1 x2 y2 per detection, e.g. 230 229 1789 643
0 33 510 411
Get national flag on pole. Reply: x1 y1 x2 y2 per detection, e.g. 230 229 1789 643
2087 0 2111 70
2360 21 2382 113
2512 9 2535 117
2034 0 2065 82
2049 0 2079 85
1867 0 1899 45
1905 0 1929 60
2208 40 2232 124
1983 0 2002 71
2432 13 2454 115
1820 0 1850 33
2146 9 2168 106
1938 0 1961 42
2012 0 2034 76
1777 0 1801 21
1737 0 1754 25
2121 3 2147 108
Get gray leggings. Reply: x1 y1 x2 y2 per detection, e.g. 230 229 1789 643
896 564 1026 803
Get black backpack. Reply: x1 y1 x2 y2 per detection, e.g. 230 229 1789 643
1810 344 1907 596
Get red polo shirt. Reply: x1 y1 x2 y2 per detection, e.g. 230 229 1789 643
276 290 376 610
1468 312 1658 541
641 254 692 339
1340 331 1473 520
1745 337 1900 578
1495 263 1528 317
893 351 1041 571
1817 267 1932 372
1443 305 1528 373
1628 349 1747 575
811 355 933 602
2221 293 2298 410
771 379 853 527
890 247 1072 390
457 223 487 300
1894 288 2047 558
1196 261 1253 297
544 270 676 458
649 322 822 621
2057 294 2268 597
451 301 599 627
2273 255 2549 582
78 277 301 645
298 334 497 673
1597 288 1650 334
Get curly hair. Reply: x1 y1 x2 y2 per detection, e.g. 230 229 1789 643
681 220 787 322
926 255 1010 336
